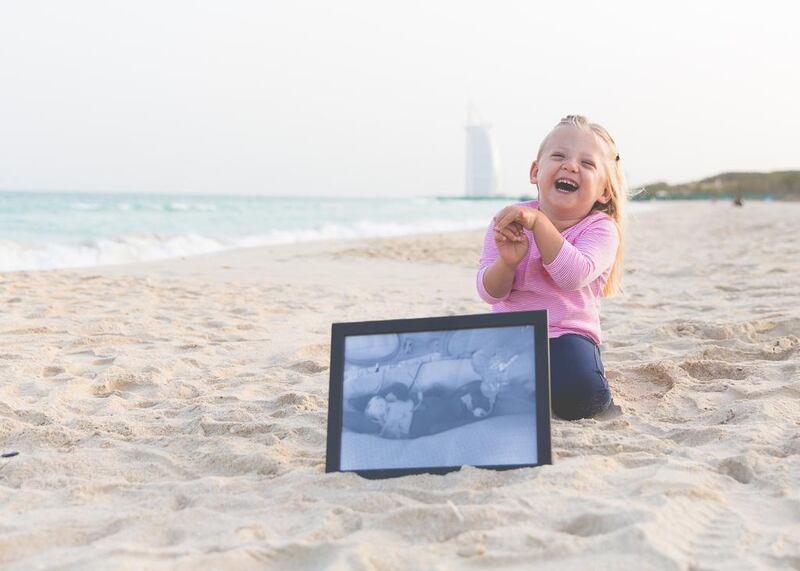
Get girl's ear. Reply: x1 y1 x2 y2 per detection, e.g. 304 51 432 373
529 160 539 184
597 185 612 204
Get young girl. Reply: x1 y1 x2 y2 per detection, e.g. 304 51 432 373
477 115 626 420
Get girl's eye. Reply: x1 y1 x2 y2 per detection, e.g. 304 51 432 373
582 161 596 168
551 153 564 159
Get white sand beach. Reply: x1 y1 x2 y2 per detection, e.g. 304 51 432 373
1 200 798 570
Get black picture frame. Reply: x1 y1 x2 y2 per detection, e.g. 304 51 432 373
325 311 551 479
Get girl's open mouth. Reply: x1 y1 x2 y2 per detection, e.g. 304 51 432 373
555 179 579 193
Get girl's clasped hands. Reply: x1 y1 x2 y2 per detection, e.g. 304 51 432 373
492 205 540 266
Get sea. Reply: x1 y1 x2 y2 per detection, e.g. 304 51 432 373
0 192 524 272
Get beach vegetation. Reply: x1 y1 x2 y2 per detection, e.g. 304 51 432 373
635 171 800 200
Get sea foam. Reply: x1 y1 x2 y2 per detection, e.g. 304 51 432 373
0 218 489 271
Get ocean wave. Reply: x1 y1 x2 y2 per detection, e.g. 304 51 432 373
67 201 220 213
0 218 489 272
69 202 103 211
165 202 219 212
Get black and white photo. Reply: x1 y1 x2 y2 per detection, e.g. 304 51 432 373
326 312 551 478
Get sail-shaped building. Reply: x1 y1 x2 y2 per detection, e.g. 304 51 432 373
465 108 501 197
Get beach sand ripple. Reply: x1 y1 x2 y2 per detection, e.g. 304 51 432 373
0 201 799 569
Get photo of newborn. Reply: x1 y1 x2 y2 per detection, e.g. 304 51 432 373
338 325 538 471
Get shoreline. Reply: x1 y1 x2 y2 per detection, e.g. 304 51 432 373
0 198 671 275
0 227 491 276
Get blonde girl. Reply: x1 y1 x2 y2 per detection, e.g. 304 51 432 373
477 115 627 419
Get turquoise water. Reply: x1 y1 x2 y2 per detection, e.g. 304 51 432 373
0 192 516 271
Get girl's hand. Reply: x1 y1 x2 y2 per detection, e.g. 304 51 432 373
494 206 538 233
494 221 529 267
492 206 538 268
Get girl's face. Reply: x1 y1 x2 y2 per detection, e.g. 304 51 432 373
530 126 612 220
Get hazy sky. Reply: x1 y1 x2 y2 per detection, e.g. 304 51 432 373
1 1 798 196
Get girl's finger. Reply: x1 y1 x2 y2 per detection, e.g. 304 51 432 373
494 229 509 241
508 208 525 226
499 227 520 242
493 209 510 228
495 213 513 229
502 222 522 240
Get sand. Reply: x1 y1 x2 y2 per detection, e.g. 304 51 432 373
0 200 798 570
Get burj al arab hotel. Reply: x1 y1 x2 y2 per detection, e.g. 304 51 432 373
464 107 501 197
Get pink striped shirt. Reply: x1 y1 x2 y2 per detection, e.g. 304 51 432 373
476 200 619 345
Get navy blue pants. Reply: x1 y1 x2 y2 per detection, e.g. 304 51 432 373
550 334 612 420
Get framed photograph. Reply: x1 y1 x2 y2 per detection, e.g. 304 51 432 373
325 311 551 479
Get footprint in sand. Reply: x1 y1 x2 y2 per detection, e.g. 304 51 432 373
170 494 192 511
178 343 202 351
16 409 52 426
701 340 798 363
679 360 747 381
91 367 158 397
64 350 118 376
275 392 325 410
229 307 256 316
717 455 756 484
288 360 328 374
560 511 644 537
757 317 800 337
42 366 66 377
609 361 680 403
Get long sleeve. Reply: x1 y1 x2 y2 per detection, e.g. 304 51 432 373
476 220 512 303
542 216 619 291
472 202 616 344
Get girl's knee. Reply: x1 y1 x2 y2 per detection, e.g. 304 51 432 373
552 380 611 420
550 334 611 420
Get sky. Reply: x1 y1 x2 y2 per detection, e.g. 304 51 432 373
1 1 798 197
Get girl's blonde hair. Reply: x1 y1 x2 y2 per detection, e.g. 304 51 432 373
537 115 628 297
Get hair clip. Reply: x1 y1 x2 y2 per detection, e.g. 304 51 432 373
615 154 620 161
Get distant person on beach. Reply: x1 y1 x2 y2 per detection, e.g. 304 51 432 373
478 115 626 420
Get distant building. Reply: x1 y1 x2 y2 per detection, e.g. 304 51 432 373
465 108 500 197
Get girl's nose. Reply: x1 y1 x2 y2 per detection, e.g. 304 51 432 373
562 158 579 171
